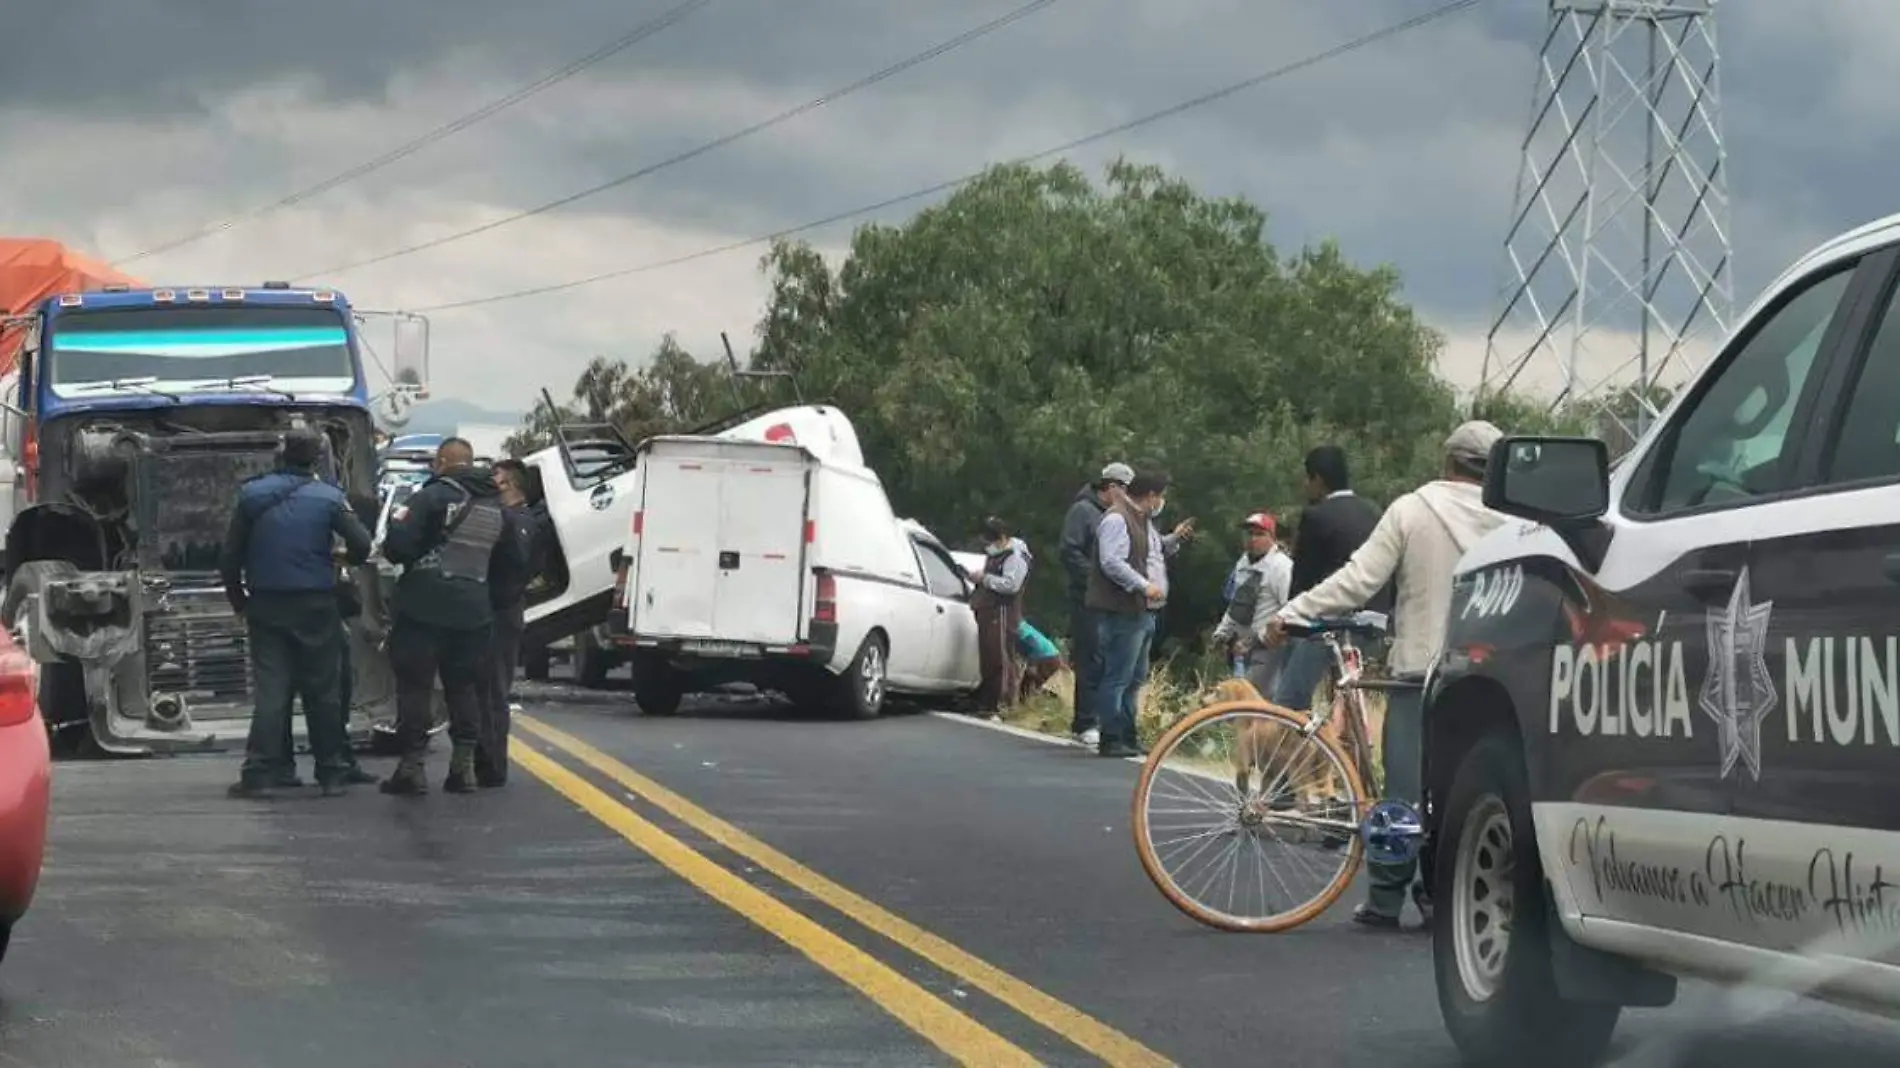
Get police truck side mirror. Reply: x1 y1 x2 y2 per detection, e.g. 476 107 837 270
1482 436 1610 526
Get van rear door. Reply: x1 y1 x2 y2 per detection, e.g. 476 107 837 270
632 439 810 646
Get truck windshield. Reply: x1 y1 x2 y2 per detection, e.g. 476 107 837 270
45 305 357 397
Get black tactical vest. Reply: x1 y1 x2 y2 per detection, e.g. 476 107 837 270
419 485 504 583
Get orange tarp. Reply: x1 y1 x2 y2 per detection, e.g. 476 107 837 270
0 238 144 376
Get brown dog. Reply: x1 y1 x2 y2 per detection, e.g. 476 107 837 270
1206 677 1353 804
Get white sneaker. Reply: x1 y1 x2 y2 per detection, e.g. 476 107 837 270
508 702 524 714
1075 728 1100 747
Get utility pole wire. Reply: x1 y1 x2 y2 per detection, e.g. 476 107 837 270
295 0 1062 282
110 0 713 267
410 0 1483 315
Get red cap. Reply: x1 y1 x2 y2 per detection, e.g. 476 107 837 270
1241 512 1277 534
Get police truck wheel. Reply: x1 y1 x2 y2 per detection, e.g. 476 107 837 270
1433 731 1618 1068
831 634 888 720
521 644 551 681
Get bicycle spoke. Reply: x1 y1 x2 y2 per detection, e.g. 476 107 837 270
1135 707 1366 930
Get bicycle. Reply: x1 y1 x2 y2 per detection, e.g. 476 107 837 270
1131 610 1426 932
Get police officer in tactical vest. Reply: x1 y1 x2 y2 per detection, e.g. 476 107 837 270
220 427 375 798
379 437 528 795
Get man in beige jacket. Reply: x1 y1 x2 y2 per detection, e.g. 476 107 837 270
1267 420 1508 929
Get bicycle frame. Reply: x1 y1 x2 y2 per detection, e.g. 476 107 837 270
1296 631 1377 791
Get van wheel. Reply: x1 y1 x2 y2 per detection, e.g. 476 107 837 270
521 644 551 681
832 635 888 720
632 660 684 717
1434 732 1619 1068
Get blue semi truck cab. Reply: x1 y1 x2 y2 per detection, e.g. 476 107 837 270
0 282 420 755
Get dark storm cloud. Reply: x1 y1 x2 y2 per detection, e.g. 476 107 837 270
4 0 1888 329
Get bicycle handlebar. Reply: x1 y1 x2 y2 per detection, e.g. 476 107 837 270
1278 610 1390 640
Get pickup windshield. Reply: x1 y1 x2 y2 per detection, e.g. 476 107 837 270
45 305 356 396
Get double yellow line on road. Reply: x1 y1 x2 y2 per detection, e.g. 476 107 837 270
512 715 1174 1068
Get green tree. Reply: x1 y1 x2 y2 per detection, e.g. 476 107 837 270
753 159 1516 654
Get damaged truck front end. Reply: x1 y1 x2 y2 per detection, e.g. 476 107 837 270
6 414 396 754
0 286 424 756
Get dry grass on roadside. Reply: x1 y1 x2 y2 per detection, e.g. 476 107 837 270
1006 664 1389 783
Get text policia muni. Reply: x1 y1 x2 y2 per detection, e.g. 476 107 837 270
1550 622 1900 759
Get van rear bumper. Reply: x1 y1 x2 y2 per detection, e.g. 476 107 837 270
614 620 838 667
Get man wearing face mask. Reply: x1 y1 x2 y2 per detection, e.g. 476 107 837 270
1087 468 1193 758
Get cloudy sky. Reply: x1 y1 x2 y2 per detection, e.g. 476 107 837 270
0 0 1888 416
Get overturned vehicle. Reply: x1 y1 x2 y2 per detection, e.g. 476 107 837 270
0 281 433 756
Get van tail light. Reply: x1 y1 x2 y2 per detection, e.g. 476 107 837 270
812 571 837 624
0 651 37 728
632 510 644 536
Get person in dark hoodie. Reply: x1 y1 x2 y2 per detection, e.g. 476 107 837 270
378 437 529 795
473 458 548 788
1058 462 1133 747
965 516 1033 717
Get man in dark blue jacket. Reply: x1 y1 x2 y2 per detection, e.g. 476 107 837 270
220 428 374 798
380 438 529 795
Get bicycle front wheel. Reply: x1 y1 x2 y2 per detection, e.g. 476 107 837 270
1132 701 1368 932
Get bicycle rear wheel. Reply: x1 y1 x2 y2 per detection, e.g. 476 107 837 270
1132 701 1368 932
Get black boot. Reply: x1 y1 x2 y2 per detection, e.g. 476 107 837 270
339 764 379 785
475 755 508 788
443 743 479 794
380 755 429 796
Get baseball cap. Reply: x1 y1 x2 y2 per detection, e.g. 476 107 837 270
1444 420 1504 467
1098 462 1135 486
1240 512 1277 535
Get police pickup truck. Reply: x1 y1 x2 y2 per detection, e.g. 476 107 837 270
1426 213 1900 1065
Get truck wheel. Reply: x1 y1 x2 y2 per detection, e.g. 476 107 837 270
573 629 612 689
4 562 97 758
830 634 888 720
632 661 684 717
1434 731 1619 1068
521 644 552 681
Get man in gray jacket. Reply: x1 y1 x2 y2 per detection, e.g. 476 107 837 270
1058 462 1133 747
1268 420 1507 929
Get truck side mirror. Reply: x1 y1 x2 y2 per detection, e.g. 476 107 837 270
1482 436 1610 526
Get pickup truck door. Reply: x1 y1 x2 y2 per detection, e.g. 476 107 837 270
911 539 980 690
1535 247 1881 951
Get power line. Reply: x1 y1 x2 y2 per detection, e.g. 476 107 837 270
409 0 1482 315
296 0 1061 282
111 0 713 267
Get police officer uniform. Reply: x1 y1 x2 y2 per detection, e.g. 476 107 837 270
379 460 527 794
219 429 374 798
474 468 547 788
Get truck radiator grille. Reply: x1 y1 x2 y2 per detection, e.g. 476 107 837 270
144 591 253 717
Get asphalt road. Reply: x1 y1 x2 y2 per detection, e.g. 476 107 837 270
2 681 1898 1067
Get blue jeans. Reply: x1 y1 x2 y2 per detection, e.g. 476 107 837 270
1366 686 1425 918
1270 637 1331 711
1095 611 1156 748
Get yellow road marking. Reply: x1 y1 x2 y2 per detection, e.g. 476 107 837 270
509 741 1037 1066
517 715 1177 1068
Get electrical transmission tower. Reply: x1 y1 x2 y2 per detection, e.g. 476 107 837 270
1479 0 1731 451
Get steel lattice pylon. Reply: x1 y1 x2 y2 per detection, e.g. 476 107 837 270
1479 0 1732 450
